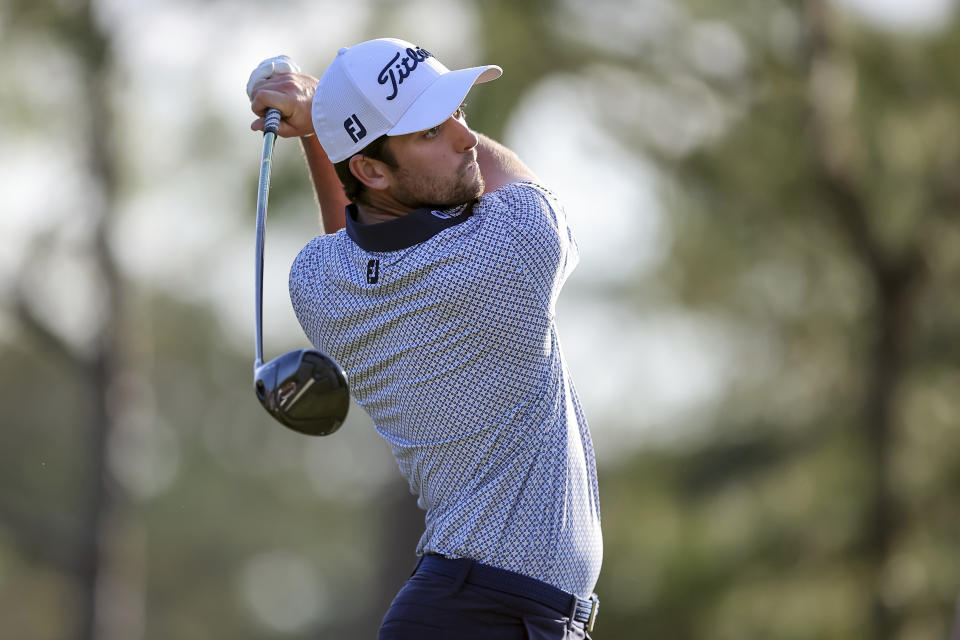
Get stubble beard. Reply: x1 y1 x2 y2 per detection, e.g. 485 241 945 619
392 157 484 210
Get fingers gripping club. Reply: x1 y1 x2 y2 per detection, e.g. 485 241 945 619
264 108 282 136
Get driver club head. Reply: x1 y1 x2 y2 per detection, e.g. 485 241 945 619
254 349 349 436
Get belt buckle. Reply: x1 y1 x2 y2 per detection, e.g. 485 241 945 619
586 593 599 633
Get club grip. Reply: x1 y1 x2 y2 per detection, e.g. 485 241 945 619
264 108 282 135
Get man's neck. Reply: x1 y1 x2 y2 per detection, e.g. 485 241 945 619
353 184 423 224
354 201 412 225
352 192 477 225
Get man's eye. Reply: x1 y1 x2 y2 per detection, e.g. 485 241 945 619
424 125 441 138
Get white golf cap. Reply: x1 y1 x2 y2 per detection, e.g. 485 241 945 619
312 38 502 163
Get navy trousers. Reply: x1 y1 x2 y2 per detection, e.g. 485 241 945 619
378 555 593 640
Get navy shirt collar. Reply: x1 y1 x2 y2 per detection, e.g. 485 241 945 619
344 201 477 252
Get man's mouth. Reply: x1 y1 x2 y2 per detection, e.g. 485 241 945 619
461 154 479 174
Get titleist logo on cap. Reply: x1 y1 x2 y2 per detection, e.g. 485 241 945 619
378 46 433 101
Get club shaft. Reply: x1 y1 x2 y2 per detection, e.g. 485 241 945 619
254 108 282 369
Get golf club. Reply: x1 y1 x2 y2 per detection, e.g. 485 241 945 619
253 107 349 436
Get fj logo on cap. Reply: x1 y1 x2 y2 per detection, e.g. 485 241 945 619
378 47 433 101
344 114 367 143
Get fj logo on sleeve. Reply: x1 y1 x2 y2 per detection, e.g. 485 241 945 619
344 114 367 143
366 259 380 284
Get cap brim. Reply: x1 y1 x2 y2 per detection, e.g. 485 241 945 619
388 65 502 136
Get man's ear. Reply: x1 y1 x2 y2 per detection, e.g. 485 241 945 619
348 154 392 191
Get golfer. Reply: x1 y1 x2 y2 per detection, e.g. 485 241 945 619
247 38 602 639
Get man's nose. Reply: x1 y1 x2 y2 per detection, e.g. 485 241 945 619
449 116 478 152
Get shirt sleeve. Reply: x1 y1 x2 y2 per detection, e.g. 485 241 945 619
492 181 580 315
288 235 332 351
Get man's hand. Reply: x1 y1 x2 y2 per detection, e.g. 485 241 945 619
247 56 318 138
246 55 301 99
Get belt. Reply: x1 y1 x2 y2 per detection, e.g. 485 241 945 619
418 554 600 632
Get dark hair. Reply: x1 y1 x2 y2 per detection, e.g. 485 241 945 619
333 135 397 203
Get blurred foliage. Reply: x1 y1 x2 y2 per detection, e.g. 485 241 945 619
2 0 960 639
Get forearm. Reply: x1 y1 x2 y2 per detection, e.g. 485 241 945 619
476 133 537 193
247 67 347 233
300 134 349 233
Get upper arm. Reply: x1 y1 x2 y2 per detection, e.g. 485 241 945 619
476 133 538 193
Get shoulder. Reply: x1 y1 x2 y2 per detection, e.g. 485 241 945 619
478 180 570 234
291 234 326 271
480 181 564 219
483 180 559 204
289 232 344 288
478 182 580 299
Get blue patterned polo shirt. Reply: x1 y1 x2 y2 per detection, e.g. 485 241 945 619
288 181 602 598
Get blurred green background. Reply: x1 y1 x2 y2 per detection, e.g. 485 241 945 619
2 0 960 638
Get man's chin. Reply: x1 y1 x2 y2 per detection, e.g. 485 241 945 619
462 176 485 202
432 181 485 210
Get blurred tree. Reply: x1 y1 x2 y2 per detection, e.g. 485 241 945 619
572 0 960 637
4 0 128 638
803 2 924 635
